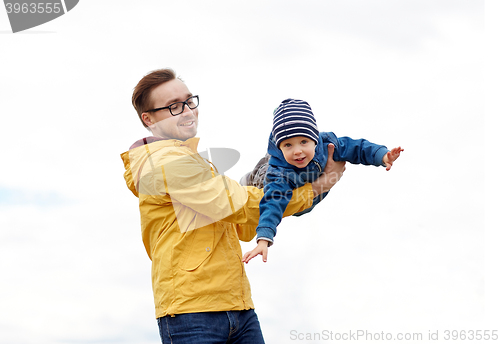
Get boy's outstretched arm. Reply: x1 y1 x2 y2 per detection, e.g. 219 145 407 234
383 147 404 171
242 240 269 263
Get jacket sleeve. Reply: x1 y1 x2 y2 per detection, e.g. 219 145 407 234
142 150 314 234
253 169 295 244
333 135 389 166
231 182 315 242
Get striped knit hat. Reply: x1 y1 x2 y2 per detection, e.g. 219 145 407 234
272 98 319 148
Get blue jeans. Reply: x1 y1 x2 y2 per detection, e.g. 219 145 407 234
157 309 265 344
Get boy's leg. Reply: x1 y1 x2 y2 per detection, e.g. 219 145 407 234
239 154 270 189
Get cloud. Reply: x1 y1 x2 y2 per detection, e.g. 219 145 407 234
0 0 489 343
0 187 71 207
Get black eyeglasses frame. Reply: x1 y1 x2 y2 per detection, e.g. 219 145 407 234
145 95 199 116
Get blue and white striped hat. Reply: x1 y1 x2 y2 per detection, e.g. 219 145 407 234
272 98 319 148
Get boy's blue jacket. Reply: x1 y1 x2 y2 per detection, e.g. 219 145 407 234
257 132 389 244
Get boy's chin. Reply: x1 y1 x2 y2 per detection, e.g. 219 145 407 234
288 159 309 168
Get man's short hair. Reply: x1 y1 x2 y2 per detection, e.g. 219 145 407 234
132 68 180 129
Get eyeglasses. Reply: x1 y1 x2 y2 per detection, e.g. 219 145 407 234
146 95 199 116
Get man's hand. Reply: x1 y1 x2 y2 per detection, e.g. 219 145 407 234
242 240 269 264
382 147 404 171
311 144 346 197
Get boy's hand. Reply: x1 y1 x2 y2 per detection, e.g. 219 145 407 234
242 240 269 263
383 147 404 171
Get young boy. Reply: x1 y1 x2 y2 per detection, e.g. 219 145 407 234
241 98 403 263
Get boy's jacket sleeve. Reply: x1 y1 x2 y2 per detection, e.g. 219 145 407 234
333 135 389 166
255 169 295 242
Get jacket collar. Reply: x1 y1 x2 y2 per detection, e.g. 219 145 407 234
129 136 200 152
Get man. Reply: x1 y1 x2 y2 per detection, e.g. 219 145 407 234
120 68 346 343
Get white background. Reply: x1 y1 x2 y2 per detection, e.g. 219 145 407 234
0 1 497 343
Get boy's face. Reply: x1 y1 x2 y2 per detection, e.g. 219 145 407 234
279 136 316 168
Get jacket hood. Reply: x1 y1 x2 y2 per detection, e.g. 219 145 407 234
267 132 328 171
120 136 201 198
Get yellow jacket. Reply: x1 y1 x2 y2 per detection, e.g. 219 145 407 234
120 137 315 318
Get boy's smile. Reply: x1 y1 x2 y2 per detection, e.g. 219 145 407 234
279 136 316 168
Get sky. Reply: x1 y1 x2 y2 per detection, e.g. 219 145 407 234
0 1 498 343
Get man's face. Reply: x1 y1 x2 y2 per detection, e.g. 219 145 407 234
143 79 199 140
279 136 316 168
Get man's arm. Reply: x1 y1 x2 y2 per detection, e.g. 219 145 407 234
141 150 317 227
232 183 314 242
142 144 344 233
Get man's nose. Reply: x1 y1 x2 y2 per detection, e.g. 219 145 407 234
180 105 194 116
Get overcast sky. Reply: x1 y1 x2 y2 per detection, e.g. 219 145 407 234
1 1 497 343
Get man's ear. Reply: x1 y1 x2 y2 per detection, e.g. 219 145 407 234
141 112 153 127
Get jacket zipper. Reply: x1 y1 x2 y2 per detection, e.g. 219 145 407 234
313 160 322 173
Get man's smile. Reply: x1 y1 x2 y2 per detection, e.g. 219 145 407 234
180 120 195 127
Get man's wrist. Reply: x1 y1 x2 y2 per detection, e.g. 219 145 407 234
312 177 329 197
